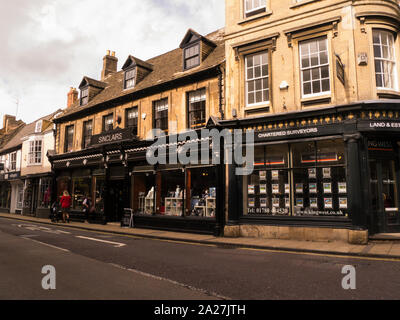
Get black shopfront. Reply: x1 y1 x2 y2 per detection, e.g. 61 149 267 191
223 101 400 236
50 127 224 235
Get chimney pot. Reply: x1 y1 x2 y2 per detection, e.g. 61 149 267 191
106 50 110 56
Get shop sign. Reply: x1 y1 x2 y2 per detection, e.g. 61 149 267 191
90 128 133 147
4 172 20 180
336 55 345 86
255 124 342 142
358 120 400 131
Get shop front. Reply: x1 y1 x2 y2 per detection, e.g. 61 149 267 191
21 175 52 217
223 101 400 242
0 171 21 214
50 128 224 234
0 178 11 213
131 164 221 235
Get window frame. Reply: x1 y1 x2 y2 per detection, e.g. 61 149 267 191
244 0 267 18
102 113 114 133
153 98 169 133
184 43 201 70
124 67 136 89
81 120 93 149
28 140 42 165
373 29 398 91
126 107 139 136
299 36 331 99
64 125 74 153
10 152 17 171
245 50 270 108
80 86 89 106
187 88 207 130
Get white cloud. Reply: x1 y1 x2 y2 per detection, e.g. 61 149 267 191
0 0 225 127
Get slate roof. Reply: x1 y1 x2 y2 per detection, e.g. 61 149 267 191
0 110 62 154
57 28 225 121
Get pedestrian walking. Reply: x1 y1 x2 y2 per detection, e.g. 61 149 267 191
60 190 71 223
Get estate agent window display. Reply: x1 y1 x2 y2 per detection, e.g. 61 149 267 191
243 139 348 218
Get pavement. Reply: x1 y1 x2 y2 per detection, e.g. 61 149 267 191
1 212 400 260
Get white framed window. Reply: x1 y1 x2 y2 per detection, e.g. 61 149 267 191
299 37 330 98
80 87 89 105
244 0 267 17
373 30 397 90
29 140 42 165
10 152 17 171
124 68 136 89
245 51 269 107
184 44 200 70
35 120 43 133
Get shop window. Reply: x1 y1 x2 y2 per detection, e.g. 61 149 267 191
187 167 217 218
16 183 23 209
29 140 42 165
299 37 330 97
38 177 52 209
132 171 156 214
71 170 91 210
82 120 93 149
56 176 71 202
0 183 11 209
93 176 106 214
126 107 138 135
157 169 185 216
245 51 269 107
243 139 347 217
244 144 290 216
187 89 206 129
373 30 397 90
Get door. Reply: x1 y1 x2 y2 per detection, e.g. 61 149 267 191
369 157 400 233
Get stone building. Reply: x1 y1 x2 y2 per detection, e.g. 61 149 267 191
49 29 226 234
221 0 400 243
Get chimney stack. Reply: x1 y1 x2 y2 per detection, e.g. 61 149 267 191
67 87 78 108
101 50 118 81
2 115 20 133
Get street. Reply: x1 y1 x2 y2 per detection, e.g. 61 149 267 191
0 217 399 300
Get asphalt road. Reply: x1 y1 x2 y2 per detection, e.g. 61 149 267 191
0 217 399 300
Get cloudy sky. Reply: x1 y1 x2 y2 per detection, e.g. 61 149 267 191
0 0 225 127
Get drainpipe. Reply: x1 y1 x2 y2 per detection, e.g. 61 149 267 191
218 64 225 120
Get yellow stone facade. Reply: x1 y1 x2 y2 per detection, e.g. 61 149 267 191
224 0 400 119
56 78 221 155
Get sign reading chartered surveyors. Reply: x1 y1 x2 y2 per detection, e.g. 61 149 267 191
90 128 134 147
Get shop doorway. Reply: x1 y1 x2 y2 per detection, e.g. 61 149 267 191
369 141 400 233
106 178 129 222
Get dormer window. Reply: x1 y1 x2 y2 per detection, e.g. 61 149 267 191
80 87 89 106
180 29 217 72
35 120 43 133
124 68 136 89
184 44 200 70
244 0 266 18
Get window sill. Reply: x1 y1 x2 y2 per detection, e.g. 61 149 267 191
244 104 270 115
238 11 273 25
27 163 42 167
290 0 321 9
301 95 331 107
377 89 400 99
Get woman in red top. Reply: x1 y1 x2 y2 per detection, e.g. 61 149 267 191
60 190 71 223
